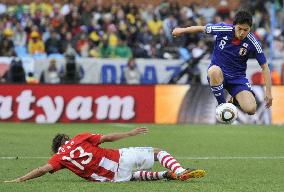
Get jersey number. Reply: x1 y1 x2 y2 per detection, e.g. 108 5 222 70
219 40 227 49
62 146 93 170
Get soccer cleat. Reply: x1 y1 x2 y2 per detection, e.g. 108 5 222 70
177 169 206 181
163 171 177 180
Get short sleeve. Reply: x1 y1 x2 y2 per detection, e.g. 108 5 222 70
205 24 214 34
255 52 267 66
205 23 233 36
88 134 103 146
247 33 267 65
48 154 63 173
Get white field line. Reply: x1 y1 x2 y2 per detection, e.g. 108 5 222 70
1 156 284 160
0 157 49 159
177 156 284 160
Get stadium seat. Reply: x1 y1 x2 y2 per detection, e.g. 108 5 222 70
14 45 29 57
32 53 47 59
48 53 64 59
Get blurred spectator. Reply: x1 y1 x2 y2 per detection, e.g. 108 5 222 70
66 10 82 36
60 53 84 83
147 15 162 37
76 34 89 57
155 1 170 20
98 36 114 58
136 25 152 56
61 32 76 54
217 0 230 21
42 26 53 42
13 23 27 47
5 58 26 83
40 59 60 84
0 1 7 16
272 29 284 59
140 4 154 21
114 35 133 58
79 0 93 26
163 14 178 43
28 31 45 54
60 0 74 16
0 28 15 56
199 1 216 23
50 7 62 30
131 43 148 58
0 0 282 62
88 31 100 57
123 57 141 84
17 1 28 17
169 0 181 18
45 31 62 55
30 0 53 17
107 24 119 47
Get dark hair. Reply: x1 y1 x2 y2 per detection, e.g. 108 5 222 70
51 134 70 153
233 10 253 27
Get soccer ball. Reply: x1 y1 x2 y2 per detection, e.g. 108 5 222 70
216 103 238 124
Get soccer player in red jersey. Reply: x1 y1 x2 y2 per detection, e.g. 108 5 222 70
5 127 205 183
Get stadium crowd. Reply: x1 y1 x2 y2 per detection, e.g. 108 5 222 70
0 0 283 84
0 0 283 59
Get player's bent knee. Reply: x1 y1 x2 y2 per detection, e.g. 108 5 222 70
247 108 256 115
236 91 256 115
244 105 256 115
208 66 223 84
208 67 222 77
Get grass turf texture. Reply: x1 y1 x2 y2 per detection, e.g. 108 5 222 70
0 123 284 192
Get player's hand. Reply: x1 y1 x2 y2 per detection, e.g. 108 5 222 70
129 127 149 136
265 91 273 108
172 28 185 37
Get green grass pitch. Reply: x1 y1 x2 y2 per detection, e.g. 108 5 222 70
1 123 284 192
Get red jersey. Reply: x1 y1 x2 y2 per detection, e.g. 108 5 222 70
48 133 120 182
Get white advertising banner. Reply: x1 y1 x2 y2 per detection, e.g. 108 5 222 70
0 57 282 84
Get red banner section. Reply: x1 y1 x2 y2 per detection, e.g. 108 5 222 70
0 84 155 123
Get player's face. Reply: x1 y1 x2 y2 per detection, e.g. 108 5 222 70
235 24 251 40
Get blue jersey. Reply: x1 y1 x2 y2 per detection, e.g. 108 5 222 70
205 23 267 78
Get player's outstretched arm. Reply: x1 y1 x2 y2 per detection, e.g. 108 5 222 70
100 127 148 143
4 164 53 183
172 26 205 37
261 63 273 108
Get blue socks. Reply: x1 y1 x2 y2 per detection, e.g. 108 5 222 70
211 84 226 105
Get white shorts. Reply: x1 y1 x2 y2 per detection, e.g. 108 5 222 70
113 147 154 182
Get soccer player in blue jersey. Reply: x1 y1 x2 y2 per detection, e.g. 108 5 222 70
172 10 273 115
